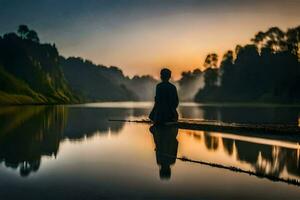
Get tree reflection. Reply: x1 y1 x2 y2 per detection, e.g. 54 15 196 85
222 138 234 155
204 133 219 150
179 104 300 180
191 131 300 180
63 108 130 140
0 106 147 177
0 106 65 177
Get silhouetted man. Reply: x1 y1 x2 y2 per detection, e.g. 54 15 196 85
149 68 179 124
149 125 179 180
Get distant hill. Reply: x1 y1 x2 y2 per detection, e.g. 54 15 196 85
126 75 158 101
60 57 138 101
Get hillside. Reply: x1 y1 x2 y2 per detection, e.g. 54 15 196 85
60 57 138 101
0 26 79 104
0 66 47 104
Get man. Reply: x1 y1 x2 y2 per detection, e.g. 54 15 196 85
149 68 179 124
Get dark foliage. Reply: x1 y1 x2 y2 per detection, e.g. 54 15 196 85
0 25 159 104
195 26 300 103
0 26 78 104
1 24 299 104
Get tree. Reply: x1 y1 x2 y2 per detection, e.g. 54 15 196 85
286 26 300 57
196 26 300 103
204 68 219 88
220 50 234 88
204 53 218 68
17 25 40 43
27 30 40 43
265 27 286 52
252 27 287 52
17 25 30 39
220 51 234 67
235 45 242 56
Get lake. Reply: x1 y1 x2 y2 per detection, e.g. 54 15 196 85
0 102 300 199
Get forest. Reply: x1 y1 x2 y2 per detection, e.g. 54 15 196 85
0 25 158 104
0 25 299 104
195 26 300 103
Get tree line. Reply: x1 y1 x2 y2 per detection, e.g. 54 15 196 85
0 24 299 104
195 26 300 103
0 25 158 104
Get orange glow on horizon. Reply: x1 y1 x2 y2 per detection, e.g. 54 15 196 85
57 2 300 79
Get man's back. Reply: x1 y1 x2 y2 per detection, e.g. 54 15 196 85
156 82 178 109
149 81 179 123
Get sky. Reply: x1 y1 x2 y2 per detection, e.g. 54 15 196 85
0 0 300 79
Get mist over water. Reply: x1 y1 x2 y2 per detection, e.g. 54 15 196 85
180 74 204 101
177 70 205 101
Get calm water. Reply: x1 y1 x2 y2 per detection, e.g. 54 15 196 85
0 102 300 199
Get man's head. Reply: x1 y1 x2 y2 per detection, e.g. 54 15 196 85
160 68 171 82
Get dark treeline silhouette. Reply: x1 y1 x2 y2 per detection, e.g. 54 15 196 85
0 25 78 104
195 26 300 103
1 25 299 104
0 25 160 104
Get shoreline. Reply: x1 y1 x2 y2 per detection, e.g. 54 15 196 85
1 101 300 107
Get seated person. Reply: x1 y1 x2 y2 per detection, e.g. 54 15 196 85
149 68 179 124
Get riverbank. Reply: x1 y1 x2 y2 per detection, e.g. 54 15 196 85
2 100 300 108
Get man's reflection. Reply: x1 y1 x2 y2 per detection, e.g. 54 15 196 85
150 125 179 180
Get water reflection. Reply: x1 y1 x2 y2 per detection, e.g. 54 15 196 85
150 125 178 180
0 103 299 185
0 106 64 176
0 105 145 176
179 130 300 181
63 108 129 139
235 140 300 178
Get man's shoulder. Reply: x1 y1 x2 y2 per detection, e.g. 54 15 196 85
157 82 164 87
157 82 176 88
156 82 163 89
167 82 177 90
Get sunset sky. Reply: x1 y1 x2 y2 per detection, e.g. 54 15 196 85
1 0 300 79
